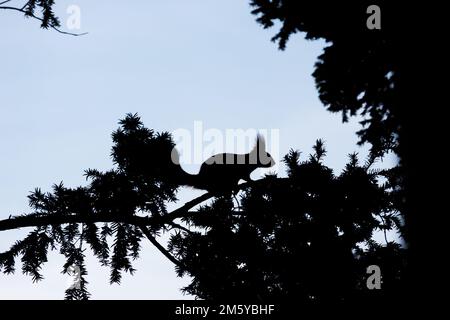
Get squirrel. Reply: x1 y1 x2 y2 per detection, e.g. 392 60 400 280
169 134 275 192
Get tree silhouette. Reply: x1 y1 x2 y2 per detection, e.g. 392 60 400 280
0 0 86 35
0 1 409 304
0 114 406 302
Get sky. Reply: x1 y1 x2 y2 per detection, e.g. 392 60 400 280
0 0 396 299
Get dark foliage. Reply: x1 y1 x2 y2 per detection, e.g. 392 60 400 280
0 115 405 302
250 1 402 158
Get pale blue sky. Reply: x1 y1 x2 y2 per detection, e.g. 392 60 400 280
0 0 395 299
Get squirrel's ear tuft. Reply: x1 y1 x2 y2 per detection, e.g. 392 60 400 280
252 133 266 153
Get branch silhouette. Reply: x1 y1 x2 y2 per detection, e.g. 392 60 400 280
0 178 281 273
0 113 405 302
0 178 280 233
137 224 183 267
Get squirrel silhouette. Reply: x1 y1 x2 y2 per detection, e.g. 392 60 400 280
170 134 275 192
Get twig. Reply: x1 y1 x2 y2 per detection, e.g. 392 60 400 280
0 178 285 233
0 5 88 36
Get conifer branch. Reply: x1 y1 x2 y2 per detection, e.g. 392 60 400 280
0 5 88 36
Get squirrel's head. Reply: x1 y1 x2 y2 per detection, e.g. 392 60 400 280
250 134 275 168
